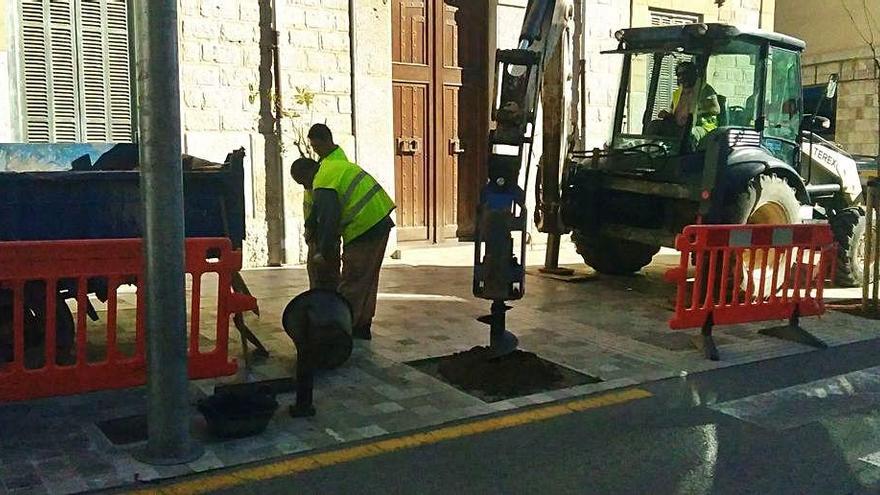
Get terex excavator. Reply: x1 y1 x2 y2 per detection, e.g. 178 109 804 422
473 1 873 356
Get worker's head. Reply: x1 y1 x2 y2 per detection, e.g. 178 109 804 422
291 157 320 189
675 61 699 88
307 124 335 159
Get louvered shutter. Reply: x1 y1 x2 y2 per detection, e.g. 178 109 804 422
105 0 133 142
649 10 701 119
20 0 81 143
76 0 133 142
18 0 132 143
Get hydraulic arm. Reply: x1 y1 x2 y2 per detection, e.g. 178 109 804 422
473 0 577 355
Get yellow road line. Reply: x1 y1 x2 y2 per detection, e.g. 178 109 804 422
133 388 652 495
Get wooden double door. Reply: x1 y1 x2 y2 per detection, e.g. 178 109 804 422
392 0 489 242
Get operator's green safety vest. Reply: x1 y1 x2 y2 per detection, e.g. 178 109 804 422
303 147 348 220
306 148 396 245
672 86 718 132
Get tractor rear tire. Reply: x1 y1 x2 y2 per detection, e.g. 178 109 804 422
571 230 660 275
831 207 868 287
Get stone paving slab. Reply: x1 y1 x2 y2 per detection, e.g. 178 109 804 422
1 243 878 494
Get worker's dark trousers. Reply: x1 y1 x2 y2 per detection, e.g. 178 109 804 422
339 231 390 331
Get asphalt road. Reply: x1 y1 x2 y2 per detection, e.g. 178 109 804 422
145 337 880 495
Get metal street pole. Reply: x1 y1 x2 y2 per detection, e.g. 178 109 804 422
133 0 202 465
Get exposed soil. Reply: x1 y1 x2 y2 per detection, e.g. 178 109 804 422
436 346 566 400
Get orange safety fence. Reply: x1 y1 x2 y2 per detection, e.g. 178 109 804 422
0 238 255 401
664 224 836 358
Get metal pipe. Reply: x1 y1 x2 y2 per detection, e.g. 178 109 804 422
133 0 202 465
872 182 880 312
348 0 360 164
865 182 876 313
540 233 573 275
260 0 285 266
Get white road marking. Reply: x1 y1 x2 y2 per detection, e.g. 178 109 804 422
710 366 880 430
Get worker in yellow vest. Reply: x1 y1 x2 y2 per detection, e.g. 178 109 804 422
300 125 350 292
291 124 396 340
655 61 720 145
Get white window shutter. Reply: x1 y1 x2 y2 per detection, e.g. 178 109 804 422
19 0 51 142
78 0 108 141
76 0 133 143
48 0 80 142
20 0 81 143
19 0 132 143
106 0 133 142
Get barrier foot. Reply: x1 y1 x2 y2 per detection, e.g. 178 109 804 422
692 317 720 361
759 313 828 349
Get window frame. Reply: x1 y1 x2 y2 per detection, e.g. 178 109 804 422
759 44 803 167
10 0 136 144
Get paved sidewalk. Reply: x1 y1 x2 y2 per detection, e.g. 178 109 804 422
0 240 875 494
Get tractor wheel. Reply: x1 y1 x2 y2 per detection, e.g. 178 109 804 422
720 174 801 226
571 230 660 275
718 174 801 296
831 207 868 287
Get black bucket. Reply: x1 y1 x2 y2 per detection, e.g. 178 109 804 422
282 289 353 370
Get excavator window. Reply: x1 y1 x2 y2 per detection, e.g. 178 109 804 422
611 39 766 156
762 46 803 165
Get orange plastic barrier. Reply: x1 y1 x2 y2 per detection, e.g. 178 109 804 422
0 238 255 401
665 224 836 359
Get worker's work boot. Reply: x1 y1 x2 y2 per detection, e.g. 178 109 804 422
352 325 372 340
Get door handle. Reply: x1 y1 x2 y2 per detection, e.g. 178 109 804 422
396 137 422 155
448 138 465 155
397 137 414 155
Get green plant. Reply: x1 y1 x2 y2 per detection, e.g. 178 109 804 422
248 84 322 158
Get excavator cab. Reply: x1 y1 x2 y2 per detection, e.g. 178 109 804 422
605 23 804 172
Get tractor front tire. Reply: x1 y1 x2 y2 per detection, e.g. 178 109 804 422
572 230 660 275
831 207 868 287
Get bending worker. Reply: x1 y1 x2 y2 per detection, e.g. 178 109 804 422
291 124 395 341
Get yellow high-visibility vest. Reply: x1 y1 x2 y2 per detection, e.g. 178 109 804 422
312 155 395 245
672 86 718 132
304 147 348 220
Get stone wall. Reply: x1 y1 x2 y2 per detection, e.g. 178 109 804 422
803 57 880 156
178 0 268 267
275 0 356 265
177 0 359 267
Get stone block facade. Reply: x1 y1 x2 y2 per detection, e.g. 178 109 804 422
777 0 880 157
803 57 880 156
177 0 358 267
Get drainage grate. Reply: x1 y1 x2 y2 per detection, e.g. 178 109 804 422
407 346 601 403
